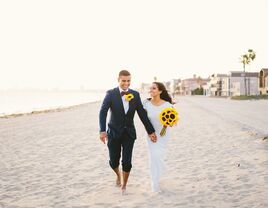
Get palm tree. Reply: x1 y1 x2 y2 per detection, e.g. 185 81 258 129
248 49 256 61
247 49 256 94
240 49 256 95
240 54 250 95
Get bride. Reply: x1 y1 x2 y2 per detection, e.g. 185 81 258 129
143 82 175 192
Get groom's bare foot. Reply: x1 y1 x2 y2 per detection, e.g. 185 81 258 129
121 185 127 195
116 176 121 187
112 168 121 187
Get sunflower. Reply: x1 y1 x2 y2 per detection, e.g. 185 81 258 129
159 107 178 136
125 93 134 101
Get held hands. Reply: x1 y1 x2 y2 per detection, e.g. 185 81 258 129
100 132 107 144
149 132 157 143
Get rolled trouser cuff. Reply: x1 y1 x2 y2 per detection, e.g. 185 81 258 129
109 160 119 169
122 163 132 172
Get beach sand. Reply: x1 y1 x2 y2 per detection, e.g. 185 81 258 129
1 96 268 208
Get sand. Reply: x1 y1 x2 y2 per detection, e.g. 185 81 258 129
0 96 268 208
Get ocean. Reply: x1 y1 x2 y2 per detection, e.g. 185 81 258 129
0 90 105 116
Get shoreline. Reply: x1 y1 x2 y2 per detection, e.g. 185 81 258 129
2 95 268 119
0 101 100 119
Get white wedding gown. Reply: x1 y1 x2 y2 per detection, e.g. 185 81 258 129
143 100 173 192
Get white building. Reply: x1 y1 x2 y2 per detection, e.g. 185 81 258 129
169 79 181 97
208 74 228 96
229 71 259 96
203 83 211 96
207 71 259 96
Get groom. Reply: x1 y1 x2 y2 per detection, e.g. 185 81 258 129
99 70 157 194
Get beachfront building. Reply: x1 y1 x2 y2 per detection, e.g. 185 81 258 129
169 79 181 97
208 74 228 96
259 68 268 95
179 75 209 95
203 83 211 96
229 71 259 96
207 71 259 96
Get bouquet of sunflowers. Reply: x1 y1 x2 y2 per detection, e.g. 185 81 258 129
159 107 178 136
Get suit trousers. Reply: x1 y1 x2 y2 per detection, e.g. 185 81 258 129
107 130 135 172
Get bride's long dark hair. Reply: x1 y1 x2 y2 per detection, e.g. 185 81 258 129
148 82 173 104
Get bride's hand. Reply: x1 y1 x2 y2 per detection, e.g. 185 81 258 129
149 133 157 143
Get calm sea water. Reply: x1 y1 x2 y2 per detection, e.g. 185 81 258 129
0 90 105 116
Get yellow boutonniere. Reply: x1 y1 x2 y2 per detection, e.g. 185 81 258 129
125 93 134 101
159 107 179 136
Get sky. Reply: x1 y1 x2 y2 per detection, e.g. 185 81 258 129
0 0 267 90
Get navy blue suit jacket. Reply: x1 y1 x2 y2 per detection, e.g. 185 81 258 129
99 87 155 140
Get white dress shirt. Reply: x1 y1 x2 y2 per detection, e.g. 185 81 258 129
119 87 129 114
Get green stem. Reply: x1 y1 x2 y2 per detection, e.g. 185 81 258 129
160 126 167 136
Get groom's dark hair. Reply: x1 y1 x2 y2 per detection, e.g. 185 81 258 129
119 70 131 76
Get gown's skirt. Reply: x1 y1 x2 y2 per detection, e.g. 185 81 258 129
147 134 169 192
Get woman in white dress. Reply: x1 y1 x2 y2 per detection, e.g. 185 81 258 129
143 82 175 192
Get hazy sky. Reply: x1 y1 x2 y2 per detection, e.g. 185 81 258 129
0 0 267 90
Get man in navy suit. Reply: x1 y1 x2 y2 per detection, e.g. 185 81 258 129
99 70 157 194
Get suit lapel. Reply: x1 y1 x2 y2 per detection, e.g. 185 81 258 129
126 89 134 115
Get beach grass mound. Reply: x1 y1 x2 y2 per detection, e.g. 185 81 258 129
231 95 268 100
